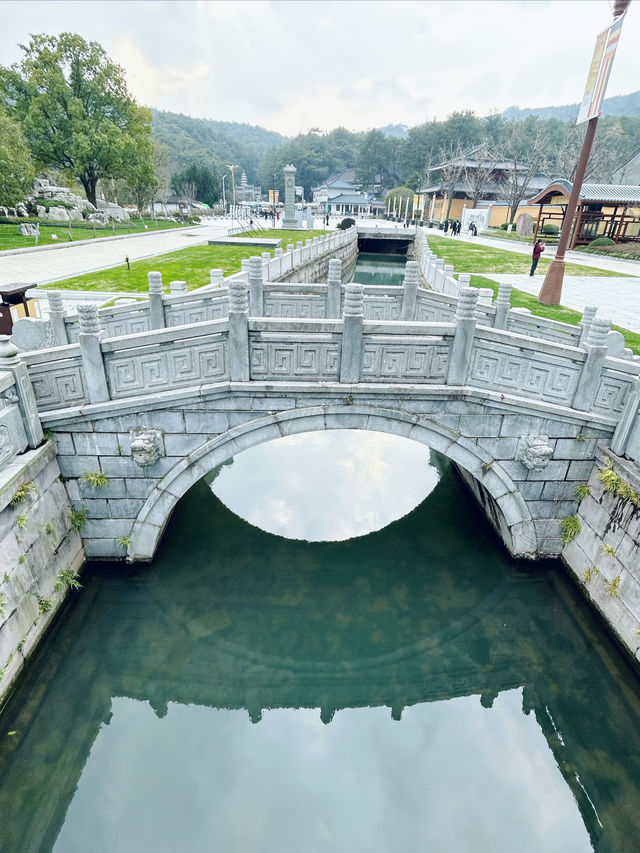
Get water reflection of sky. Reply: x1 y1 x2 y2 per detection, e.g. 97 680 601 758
210 431 440 541
53 689 591 853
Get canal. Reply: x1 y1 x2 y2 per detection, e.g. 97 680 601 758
1 254 640 852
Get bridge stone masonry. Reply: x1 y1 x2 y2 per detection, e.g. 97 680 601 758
2 243 639 561
3 226 640 664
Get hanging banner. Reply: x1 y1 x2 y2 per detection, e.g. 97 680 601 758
577 12 626 124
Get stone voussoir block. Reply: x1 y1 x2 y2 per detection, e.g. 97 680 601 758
108 498 145 518
57 455 101 478
567 460 598 480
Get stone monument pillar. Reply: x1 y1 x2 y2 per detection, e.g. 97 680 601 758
282 164 298 229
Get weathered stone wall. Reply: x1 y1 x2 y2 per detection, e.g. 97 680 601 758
563 449 640 662
0 442 85 705
275 235 357 284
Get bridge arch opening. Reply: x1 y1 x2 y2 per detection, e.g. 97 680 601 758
206 429 443 542
128 405 537 562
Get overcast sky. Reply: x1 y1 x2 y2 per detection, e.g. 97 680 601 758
2 0 638 136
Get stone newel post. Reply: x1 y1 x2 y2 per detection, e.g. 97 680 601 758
209 269 224 288
248 256 264 316
493 281 512 330
148 272 166 330
78 304 110 404
0 334 43 448
400 261 419 321
326 258 342 319
578 305 598 346
340 284 364 384
447 287 478 386
47 291 69 345
572 317 611 412
228 280 250 382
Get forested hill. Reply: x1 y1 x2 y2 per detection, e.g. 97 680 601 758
151 109 288 183
503 90 640 121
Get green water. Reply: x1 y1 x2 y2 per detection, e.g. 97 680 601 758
352 252 407 286
1 432 640 853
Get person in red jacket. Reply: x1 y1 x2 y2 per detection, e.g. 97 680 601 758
530 239 545 275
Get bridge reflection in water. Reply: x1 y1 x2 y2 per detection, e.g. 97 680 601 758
1 433 640 853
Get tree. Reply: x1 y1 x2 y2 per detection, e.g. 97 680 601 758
463 143 498 208
1 33 153 207
357 129 389 190
437 142 467 219
384 186 414 217
497 120 548 224
0 106 34 206
171 163 219 206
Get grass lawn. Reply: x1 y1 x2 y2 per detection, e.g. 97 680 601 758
468 274 640 355
43 229 329 293
427 235 626 277
0 218 184 251
485 227 558 246
242 228 329 244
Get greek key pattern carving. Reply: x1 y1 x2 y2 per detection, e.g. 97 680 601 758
414 302 455 323
469 344 579 403
592 374 632 415
265 296 325 319
0 423 14 464
103 317 151 338
165 300 229 327
105 341 227 397
362 341 449 381
362 299 401 321
29 361 88 410
507 317 580 347
250 340 340 379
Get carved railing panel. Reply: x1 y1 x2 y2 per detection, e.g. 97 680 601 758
104 335 228 398
362 335 450 383
249 333 341 381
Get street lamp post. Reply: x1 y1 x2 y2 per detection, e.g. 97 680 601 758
538 0 629 305
221 175 226 211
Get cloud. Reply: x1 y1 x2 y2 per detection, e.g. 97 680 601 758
1 0 638 133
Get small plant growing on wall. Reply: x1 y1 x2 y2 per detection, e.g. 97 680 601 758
598 459 640 506
81 472 109 490
606 576 621 597
45 524 53 535
10 482 34 507
116 536 131 548
575 483 591 499
16 514 27 529
602 544 616 558
69 507 88 531
54 567 82 592
34 594 53 615
575 433 585 442
0 594 8 619
561 515 581 545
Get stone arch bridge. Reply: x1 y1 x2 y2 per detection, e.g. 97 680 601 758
2 251 640 562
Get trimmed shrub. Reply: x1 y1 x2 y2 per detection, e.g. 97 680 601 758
588 236 615 247
542 223 559 235
338 217 355 230
499 223 509 230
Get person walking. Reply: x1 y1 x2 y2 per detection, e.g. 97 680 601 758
530 239 545 276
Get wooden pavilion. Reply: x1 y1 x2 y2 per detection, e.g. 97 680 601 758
527 181 640 247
